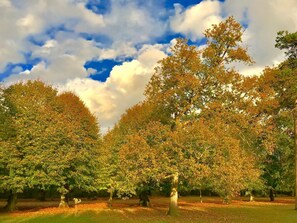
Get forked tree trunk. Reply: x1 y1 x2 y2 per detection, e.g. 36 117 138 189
167 173 179 216
4 190 17 212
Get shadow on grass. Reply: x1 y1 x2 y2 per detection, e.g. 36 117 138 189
0 197 296 223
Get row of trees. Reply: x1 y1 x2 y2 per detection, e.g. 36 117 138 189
0 17 296 214
102 17 297 215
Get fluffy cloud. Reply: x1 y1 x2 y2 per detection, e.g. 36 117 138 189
170 1 222 41
1 0 169 132
60 44 167 133
4 37 99 83
171 0 297 75
0 0 107 71
0 0 169 78
224 0 297 69
102 0 166 44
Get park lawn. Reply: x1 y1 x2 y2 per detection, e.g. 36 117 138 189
0 196 296 223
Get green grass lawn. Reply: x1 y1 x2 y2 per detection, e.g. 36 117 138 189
0 197 296 223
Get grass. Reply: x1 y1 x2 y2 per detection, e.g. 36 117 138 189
0 196 296 223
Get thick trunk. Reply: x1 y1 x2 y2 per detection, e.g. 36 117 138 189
59 193 69 208
4 190 17 212
139 190 150 207
167 173 178 216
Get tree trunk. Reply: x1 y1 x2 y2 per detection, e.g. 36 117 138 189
269 189 274 202
167 173 178 216
39 190 46 201
59 193 69 208
108 188 113 208
249 193 254 202
4 190 17 212
223 195 230 204
139 190 150 207
199 189 203 203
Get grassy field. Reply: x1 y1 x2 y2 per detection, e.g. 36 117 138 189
0 196 296 223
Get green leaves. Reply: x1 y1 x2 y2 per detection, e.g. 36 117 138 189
0 81 102 197
275 30 297 60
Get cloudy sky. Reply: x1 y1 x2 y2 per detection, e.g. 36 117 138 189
0 0 297 133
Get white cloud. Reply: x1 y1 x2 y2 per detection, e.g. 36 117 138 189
60 44 167 133
97 42 137 60
100 0 167 44
223 0 297 69
0 0 105 72
0 0 167 74
5 37 99 83
170 0 297 75
170 1 222 41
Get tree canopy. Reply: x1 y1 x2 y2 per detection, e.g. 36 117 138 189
0 81 102 211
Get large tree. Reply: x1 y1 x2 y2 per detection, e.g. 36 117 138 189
102 101 168 206
0 86 17 211
275 30 297 209
144 16 262 213
54 92 101 207
0 81 61 211
0 81 101 210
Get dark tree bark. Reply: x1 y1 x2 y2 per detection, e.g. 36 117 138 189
269 189 275 201
4 190 17 212
39 190 46 201
139 190 150 207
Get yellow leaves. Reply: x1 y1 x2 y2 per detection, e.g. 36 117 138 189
228 47 254 64
203 16 253 66
204 16 242 45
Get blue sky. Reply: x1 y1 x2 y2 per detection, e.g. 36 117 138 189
0 0 297 132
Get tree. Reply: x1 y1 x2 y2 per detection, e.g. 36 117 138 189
144 16 261 214
0 81 102 210
144 38 204 215
275 30 297 209
0 86 17 211
102 101 168 206
118 122 170 206
0 81 61 211
52 92 101 207
275 31 297 61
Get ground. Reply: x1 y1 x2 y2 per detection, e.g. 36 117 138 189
0 196 296 223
